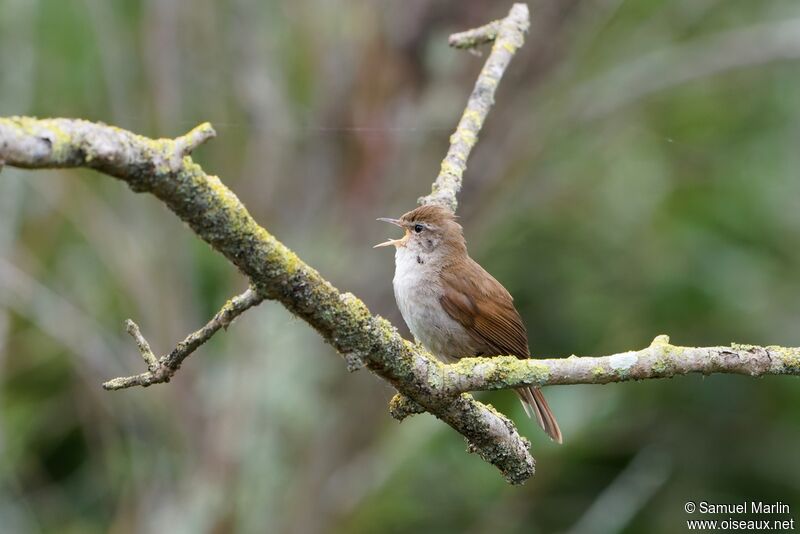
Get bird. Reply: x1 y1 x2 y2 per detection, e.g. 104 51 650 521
375 204 562 443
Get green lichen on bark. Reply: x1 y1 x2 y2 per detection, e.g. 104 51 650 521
444 355 552 392
420 3 530 212
651 357 669 374
767 345 800 374
0 114 537 485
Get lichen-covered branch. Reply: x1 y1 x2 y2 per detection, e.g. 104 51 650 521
436 335 800 394
448 21 503 50
420 3 530 211
102 288 264 390
0 116 534 484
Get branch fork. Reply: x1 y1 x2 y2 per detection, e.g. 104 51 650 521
421 3 530 211
170 122 216 171
102 288 263 390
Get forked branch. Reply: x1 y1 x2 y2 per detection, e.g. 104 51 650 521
421 3 530 211
0 114 535 484
102 288 264 390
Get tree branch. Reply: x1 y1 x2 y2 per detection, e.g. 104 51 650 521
436 335 800 394
102 287 264 390
0 115 535 484
448 21 503 50
420 3 530 211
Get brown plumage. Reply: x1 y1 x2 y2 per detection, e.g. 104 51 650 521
376 205 563 443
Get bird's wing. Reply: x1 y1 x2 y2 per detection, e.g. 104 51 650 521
439 259 530 359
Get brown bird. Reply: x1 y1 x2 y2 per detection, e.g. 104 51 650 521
375 205 562 443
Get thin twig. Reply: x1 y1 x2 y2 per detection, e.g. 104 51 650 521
125 319 158 371
448 20 502 49
420 3 530 211
171 122 216 171
103 288 264 390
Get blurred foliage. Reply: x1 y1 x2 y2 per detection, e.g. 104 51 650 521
2 0 800 532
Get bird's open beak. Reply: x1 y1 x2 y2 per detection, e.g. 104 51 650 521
374 217 409 248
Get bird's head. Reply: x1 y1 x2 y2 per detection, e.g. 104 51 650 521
374 204 466 257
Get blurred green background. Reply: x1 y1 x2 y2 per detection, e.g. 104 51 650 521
2 0 800 532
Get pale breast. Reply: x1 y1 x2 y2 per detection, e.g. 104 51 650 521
392 248 478 361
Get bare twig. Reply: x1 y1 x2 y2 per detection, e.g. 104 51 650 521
420 3 530 211
448 20 503 49
125 319 158 371
103 288 263 390
171 122 216 171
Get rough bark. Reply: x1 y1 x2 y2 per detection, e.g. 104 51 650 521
0 115 535 483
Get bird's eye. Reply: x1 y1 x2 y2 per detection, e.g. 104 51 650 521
414 224 424 233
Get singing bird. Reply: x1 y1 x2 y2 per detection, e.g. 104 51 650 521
375 204 562 443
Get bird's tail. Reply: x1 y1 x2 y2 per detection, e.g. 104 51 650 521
516 386 563 444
